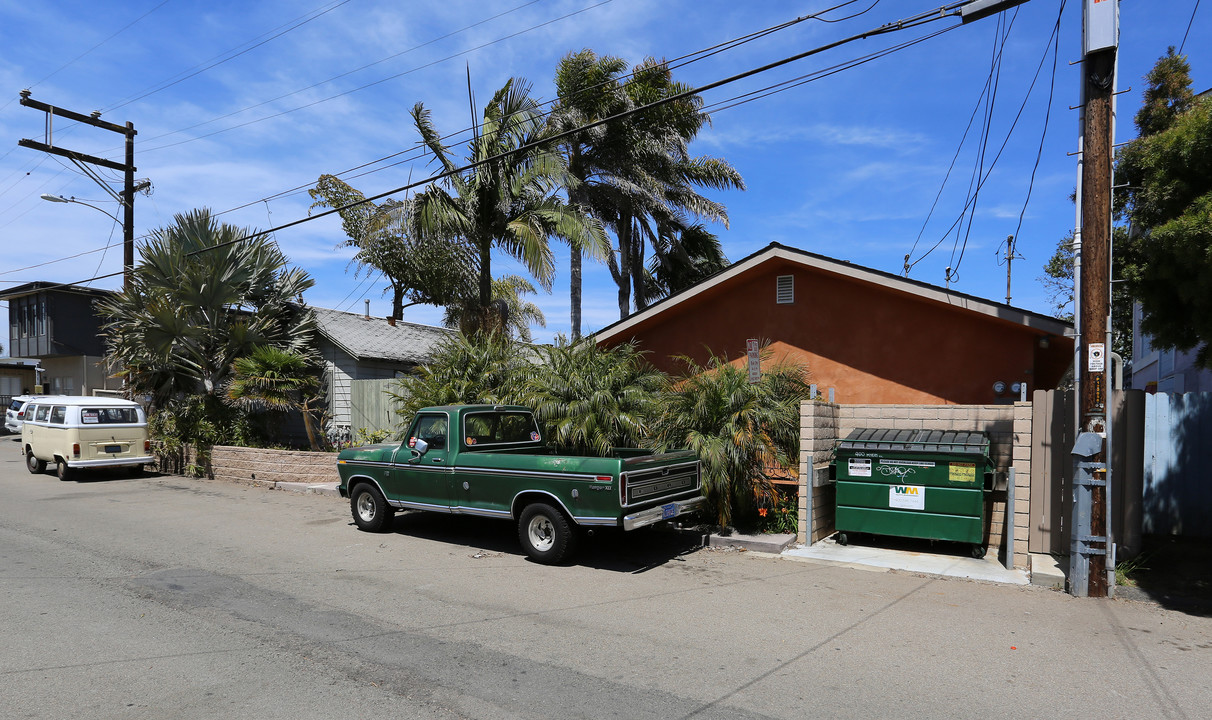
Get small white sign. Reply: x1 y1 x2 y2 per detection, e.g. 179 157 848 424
1088 343 1106 372
889 485 925 510
848 458 872 477
746 338 760 384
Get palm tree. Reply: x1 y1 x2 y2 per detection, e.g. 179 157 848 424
442 274 547 342
617 59 744 316
551 50 632 339
98 208 315 408
388 331 529 423
645 223 729 302
522 338 665 456
226 345 325 450
651 349 812 527
410 77 607 336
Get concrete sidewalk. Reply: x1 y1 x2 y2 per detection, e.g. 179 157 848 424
782 536 1029 585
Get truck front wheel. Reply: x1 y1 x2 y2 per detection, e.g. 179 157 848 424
518 503 576 564
351 483 394 533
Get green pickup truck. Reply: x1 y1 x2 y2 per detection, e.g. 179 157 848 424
336 405 705 563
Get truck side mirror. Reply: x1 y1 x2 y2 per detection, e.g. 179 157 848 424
411 437 429 457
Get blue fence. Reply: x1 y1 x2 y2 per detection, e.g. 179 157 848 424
1143 392 1212 538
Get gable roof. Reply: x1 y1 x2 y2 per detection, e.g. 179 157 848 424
310 306 453 364
593 242 1073 342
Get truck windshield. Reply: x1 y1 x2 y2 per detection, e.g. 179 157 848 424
463 412 540 447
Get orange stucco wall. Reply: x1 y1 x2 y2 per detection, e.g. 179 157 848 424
599 258 1074 405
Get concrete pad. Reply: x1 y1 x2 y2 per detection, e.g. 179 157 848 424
783 537 1029 585
273 481 340 497
707 532 796 554
1029 552 1068 589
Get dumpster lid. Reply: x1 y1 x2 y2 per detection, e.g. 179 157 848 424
839 427 989 454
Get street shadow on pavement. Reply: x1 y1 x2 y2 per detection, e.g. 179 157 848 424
1117 535 1212 616
383 511 705 572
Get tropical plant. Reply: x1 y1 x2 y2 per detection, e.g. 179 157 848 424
612 58 744 318
308 174 476 319
552 52 743 324
651 349 812 527
522 337 665 456
225 345 325 450
442 275 546 342
98 208 316 408
387 331 529 422
410 77 607 335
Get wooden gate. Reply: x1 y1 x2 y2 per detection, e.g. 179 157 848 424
1029 389 1145 556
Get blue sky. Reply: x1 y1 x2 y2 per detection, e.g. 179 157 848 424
1 0 1208 348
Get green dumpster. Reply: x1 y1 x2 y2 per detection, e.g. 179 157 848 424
833 428 992 557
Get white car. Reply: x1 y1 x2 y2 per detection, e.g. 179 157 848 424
5 395 46 434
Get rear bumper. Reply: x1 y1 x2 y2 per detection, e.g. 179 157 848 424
623 495 707 531
65 456 155 469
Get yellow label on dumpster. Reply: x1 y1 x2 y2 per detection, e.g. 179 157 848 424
949 462 976 483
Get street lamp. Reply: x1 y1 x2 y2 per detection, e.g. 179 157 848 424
39 193 122 225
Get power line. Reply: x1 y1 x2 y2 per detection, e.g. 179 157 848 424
103 0 353 113
1179 0 1201 55
36 2 976 294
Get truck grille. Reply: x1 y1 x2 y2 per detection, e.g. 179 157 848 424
623 463 699 506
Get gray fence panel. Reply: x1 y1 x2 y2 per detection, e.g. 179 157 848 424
349 378 403 439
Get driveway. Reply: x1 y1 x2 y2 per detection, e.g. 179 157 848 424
2 440 1209 719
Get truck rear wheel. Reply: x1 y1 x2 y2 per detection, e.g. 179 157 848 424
518 503 576 564
351 483 394 533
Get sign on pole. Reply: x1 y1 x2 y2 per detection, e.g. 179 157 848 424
746 338 760 384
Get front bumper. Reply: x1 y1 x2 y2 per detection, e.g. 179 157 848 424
623 495 707 531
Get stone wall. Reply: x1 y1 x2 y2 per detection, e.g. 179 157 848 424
207 445 340 488
799 401 1032 570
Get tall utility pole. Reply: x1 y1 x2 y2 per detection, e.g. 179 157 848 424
1071 0 1118 598
18 91 138 290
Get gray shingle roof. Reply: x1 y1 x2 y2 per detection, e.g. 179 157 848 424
310 306 453 364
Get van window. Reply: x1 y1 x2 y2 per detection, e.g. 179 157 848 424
82 407 139 425
50 406 67 424
34 405 50 422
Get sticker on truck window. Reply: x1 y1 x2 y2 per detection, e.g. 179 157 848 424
848 458 872 477
889 485 925 510
949 462 977 483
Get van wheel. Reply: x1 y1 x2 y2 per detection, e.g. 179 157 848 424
518 503 576 564
350 484 394 532
26 450 46 474
56 460 74 482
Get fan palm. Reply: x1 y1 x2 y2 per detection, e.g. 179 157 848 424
98 208 315 408
226 345 324 450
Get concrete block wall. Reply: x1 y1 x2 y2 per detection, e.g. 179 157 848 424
207 445 340 487
799 401 1033 570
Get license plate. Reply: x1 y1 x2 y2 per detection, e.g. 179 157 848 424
104 445 122 454
661 502 677 519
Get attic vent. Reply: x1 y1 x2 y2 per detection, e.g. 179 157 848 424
776 275 794 304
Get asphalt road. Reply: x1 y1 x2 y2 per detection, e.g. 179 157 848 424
2 437 1210 719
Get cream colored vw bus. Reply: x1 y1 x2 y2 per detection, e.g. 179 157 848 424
22 396 154 481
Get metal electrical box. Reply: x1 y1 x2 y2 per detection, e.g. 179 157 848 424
833 428 993 556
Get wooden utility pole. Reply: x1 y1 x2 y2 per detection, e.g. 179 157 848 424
18 91 138 290
1073 0 1118 598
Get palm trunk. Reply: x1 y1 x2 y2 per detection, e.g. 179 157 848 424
617 215 633 319
570 247 582 341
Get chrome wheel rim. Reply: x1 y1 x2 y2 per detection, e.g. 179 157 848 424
356 492 376 523
527 515 555 552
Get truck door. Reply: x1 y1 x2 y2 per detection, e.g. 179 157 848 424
384 411 451 511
